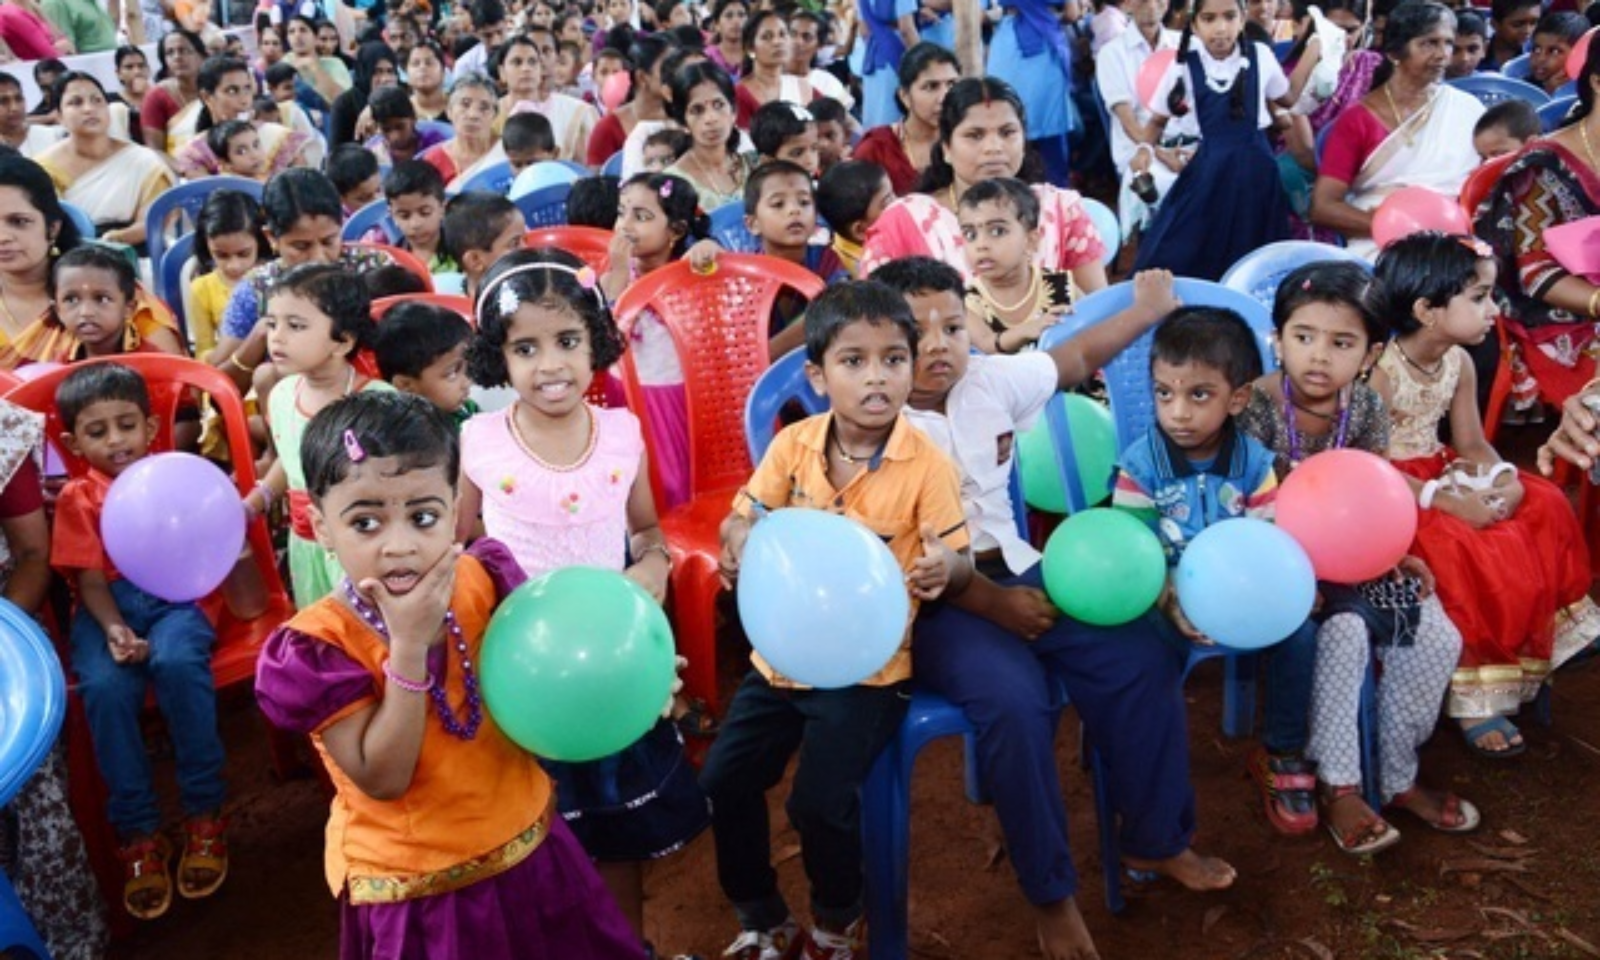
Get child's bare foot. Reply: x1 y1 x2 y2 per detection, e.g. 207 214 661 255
1123 848 1237 891
1034 898 1100 960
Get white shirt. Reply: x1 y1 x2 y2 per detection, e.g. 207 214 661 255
454 40 490 80
1097 25 1196 167
15 124 66 159
1150 40 1289 130
904 352 1058 574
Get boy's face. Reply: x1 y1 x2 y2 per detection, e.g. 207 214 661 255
1152 358 1249 462
464 212 530 283
641 144 675 171
815 119 848 168
506 145 557 176
226 129 265 175
593 56 626 95
381 117 419 155
747 171 817 252
343 174 384 212
805 318 914 436
270 79 295 103
1528 31 1574 89
63 399 156 478
1473 124 1524 162
391 191 444 247
397 342 473 413
906 289 970 407
772 125 820 174
1449 31 1485 76
1494 4 1539 51
54 264 133 357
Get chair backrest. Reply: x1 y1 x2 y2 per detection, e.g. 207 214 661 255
523 225 613 271
1447 74 1551 107
513 183 573 227
156 231 196 345
60 201 96 240
371 292 475 321
601 150 625 177
144 178 265 286
459 159 516 195
342 198 403 243
1219 241 1371 314
346 242 435 291
1538 95 1577 132
613 254 826 503
1081 197 1120 267
1501 52 1532 79
1553 80 1577 99
1459 151 1518 223
416 120 455 141
708 202 762 253
1038 278 1277 450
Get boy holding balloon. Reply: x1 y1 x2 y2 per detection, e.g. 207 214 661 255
49 364 229 922
709 281 972 960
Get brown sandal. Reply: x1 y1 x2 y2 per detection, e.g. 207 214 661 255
120 834 173 920
1320 784 1401 857
177 814 229 899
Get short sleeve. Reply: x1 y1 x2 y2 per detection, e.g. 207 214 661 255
219 272 263 341
140 86 176 132
1317 105 1382 184
918 451 971 552
49 482 106 572
0 458 43 520
858 200 933 279
1245 465 1278 520
1258 43 1290 103
255 626 377 735
734 427 802 516
1042 188 1108 271
986 352 1058 432
467 537 528 600
1096 43 1136 110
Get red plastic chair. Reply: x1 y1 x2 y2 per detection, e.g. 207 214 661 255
371 293 475 322
612 255 825 716
3 355 294 934
1459 151 1516 223
524 226 614 272
347 242 435 292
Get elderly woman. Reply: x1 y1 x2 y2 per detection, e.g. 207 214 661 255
1309 0 1484 257
175 55 319 179
852 42 960 196
418 75 505 191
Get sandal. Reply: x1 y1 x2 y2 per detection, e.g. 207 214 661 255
1320 784 1401 857
674 697 720 739
1461 716 1525 759
1387 785 1481 834
1248 746 1318 836
177 814 229 900
120 834 173 920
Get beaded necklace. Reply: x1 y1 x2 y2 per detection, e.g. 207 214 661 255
342 579 483 740
1282 376 1351 466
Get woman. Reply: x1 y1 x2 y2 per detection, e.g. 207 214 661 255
255 21 284 74
859 77 1109 292
495 33 544 121
986 0 1078 185
140 27 206 158
1310 1 1483 257
285 15 351 106
175 55 317 179
734 9 813 128
664 61 756 210
0 154 181 369
406 39 450 123
315 18 352 69
111 44 150 142
35 73 174 249
326 40 398 148
587 32 673 168
418 75 505 190
704 0 748 80
853 42 960 196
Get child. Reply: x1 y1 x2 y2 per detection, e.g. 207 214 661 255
744 160 847 295
873 258 1234 958
503 111 560 176
748 100 819 174
817 160 893 278
1236 261 1475 854
365 84 450 165
328 143 383 215
567 174 624 229
264 61 300 111
1484 0 1540 72
809 97 852 172
51 363 228 920
1112 307 1320 838
1371 233 1591 758
248 263 392 608
708 280 973 959
640 126 690 173
361 265 429 300
190 190 271 359
379 161 455 272
205 119 267 180
1472 99 1540 161
441 192 528 303
456 250 709 954
1527 11 1587 95
1132 0 1293 280
1449 9 1489 78
958 178 1075 355
254 390 644 960
252 94 283 126
371 301 477 424
14 244 186 364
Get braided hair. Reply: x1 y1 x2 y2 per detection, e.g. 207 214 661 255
1166 0 1252 121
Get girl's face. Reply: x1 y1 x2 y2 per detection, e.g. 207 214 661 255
371 58 400 90
717 2 748 43
664 2 691 27
1277 301 1376 405
558 14 584 45
258 30 283 63
606 0 632 25
162 34 202 79
904 61 959 127
616 183 681 259
208 230 262 283
531 1 556 27
958 198 1038 283
684 81 734 149
287 20 316 55
1427 260 1498 346
311 457 458 599
0 187 57 277
53 264 131 354
593 55 627 96
270 214 343 267
502 300 596 418
204 69 255 123
1394 21 1454 84
449 85 497 140
58 80 110 137
408 46 444 91
317 24 342 57
224 129 265 175
500 43 543 98
1245 0 1274 32
1193 0 1245 58
750 14 791 68
118 53 150 97
945 100 1026 185
263 290 352 375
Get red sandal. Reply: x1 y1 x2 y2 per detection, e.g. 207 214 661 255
1248 746 1318 836
120 834 173 920
177 814 229 899
1321 784 1401 856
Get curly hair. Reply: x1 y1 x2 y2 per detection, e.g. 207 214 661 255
466 248 627 387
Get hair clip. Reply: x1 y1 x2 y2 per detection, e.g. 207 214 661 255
575 265 598 290
660 179 674 199
788 103 814 123
1458 235 1493 259
497 284 522 318
344 429 366 463
1302 278 1313 291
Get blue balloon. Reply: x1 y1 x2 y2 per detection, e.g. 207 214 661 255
0 599 66 809
1174 519 1316 651
736 508 911 688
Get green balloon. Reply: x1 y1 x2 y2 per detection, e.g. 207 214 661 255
480 566 676 762
1041 508 1166 626
1016 394 1119 514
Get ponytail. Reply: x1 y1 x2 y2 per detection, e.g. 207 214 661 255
1230 35 1249 121
1167 23 1194 117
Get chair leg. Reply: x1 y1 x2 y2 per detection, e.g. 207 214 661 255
862 738 912 960
1221 654 1257 740
1358 659 1381 812
666 557 723 717
0 871 52 960
1087 743 1125 916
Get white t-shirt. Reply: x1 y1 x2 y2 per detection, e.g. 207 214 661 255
16 124 66 159
1150 40 1289 130
1096 25 1199 166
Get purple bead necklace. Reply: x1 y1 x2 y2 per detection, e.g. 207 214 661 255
1282 376 1351 467
342 579 483 740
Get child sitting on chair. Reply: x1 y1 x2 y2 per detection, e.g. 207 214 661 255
749 100 820 174
13 244 186 365
442 192 528 304
744 161 849 360
328 144 384 218
375 161 455 272
817 160 893 278
206 119 268 182
371 302 477 426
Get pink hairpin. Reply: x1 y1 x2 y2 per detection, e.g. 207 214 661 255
575 265 598 290
660 180 674 199
344 429 366 463
1302 278 1312 290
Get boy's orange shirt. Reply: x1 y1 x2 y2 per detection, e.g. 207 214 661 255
50 469 121 581
733 411 970 689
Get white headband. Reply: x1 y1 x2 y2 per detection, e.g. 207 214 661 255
476 260 607 325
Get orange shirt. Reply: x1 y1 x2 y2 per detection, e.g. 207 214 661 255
50 469 121 581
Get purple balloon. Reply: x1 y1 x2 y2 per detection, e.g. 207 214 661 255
101 453 246 602
14 362 62 383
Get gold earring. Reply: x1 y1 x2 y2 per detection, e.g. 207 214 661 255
49 245 59 257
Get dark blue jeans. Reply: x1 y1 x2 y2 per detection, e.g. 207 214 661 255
69 579 225 839
1261 620 1318 757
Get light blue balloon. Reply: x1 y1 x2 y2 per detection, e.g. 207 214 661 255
736 508 911 688
1174 519 1316 651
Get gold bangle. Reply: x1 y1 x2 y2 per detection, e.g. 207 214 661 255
228 351 258 374
637 542 672 569
1588 288 1600 318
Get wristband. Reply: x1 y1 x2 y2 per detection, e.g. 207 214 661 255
228 351 258 374
383 659 433 694
1418 479 1440 510
637 542 672 569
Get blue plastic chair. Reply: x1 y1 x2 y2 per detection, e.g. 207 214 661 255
1539 95 1578 132
1553 80 1577 99
1500 52 1532 80
416 119 454 141
1447 74 1551 107
556 159 590 176
602 150 625 177
60 201 95 241
341 198 403 243
156 231 195 344
1081 196 1121 268
743 347 828 463
458 159 515 195
143 177 264 286
513 183 572 227
708 201 762 254
1220 241 1371 313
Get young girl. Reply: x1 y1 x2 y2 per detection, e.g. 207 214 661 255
599 172 720 509
1372 233 1593 759
254 391 645 960
190 189 271 359
457 249 709 953
1132 0 1295 280
1237 261 1476 854
957 177 1074 355
13 244 186 364
248 263 392 609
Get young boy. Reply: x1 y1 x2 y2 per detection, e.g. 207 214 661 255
809 97 852 172
1527 10 1587 95
708 280 972 960
870 256 1235 960
51 363 228 919
1472 99 1541 161
641 126 690 172
264 61 300 111
442 191 528 301
206 119 266 180
745 161 847 285
749 100 820 175
817 160 893 277
366 85 449 165
328 144 383 216
1111 307 1320 838
503 111 561 176
371 301 477 424
566 174 623 229
1484 0 1540 72
1449 9 1489 79
381 161 455 271
251 95 282 127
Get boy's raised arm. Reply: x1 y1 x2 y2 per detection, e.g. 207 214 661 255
1048 270 1178 390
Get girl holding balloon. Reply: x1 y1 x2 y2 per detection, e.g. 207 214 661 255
256 392 645 960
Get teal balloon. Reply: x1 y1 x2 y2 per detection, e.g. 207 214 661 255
1017 394 1118 514
1041 508 1166 626
480 567 676 762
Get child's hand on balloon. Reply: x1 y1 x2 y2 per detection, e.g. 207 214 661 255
1395 555 1434 598
1158 582 1212 645
718 513 753 590
106 624 150 664
355 544 462 649
907 525 954 601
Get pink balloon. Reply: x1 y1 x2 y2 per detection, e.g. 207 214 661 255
102 452 245 602
1276 449 1417 584
1371 187 1471 249
1569 27 1595 81
14 362 62 383
600 71 631 113
1136 49 1176 112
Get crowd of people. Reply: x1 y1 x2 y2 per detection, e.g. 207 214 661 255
1 0 1600 958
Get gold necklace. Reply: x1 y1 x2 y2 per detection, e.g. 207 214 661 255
508 402 598 473
975 266 1042 314
690 150 735 195
1581 121 1600 172
1382 84 1424 144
